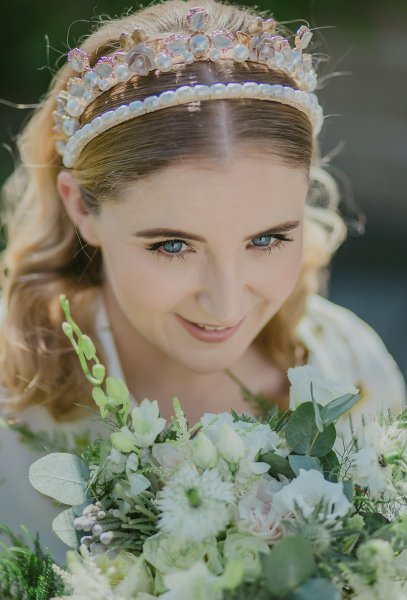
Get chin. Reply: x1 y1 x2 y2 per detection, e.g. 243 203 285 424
176 347 247 375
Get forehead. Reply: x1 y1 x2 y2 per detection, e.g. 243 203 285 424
109 156 309 226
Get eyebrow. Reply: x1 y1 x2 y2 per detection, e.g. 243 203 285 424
133 220 301 242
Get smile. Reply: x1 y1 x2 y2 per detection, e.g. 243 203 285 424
175 314 244 343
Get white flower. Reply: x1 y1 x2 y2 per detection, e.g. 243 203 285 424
192 432 218 469
152 442 188 472
131 398 167 447
52 546 153 600
233 475 284 541
104 448 127 480
111 426 137 453
143 533 222 577
201 412 280 457
288 365 359 409
351 421 398 499
218 423 246 463
155 463 235 542
273 469 352 521
223 532 270 580
160 561 223 600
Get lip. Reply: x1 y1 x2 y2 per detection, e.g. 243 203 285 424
175 314 244 343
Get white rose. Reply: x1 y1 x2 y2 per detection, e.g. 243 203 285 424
223 532 270 580
288 365 359 409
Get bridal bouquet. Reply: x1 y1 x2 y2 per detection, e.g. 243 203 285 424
6 295 407 599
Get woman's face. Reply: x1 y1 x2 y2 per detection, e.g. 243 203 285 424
74 156 308 373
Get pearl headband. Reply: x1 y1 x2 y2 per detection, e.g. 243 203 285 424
53 6 323 168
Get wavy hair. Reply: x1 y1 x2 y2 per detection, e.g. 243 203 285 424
0 0 347 420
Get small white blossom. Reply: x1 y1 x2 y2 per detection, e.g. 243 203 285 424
160 561 223 600
131 398 167 447
52 546 153 600
352 421 399 499
155 463 235 542
273 469 352 521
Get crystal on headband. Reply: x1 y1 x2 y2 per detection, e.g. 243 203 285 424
67 48 90 73
186 6 209 32
55 6 322 165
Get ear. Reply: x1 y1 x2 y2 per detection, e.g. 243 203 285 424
56 171 101 247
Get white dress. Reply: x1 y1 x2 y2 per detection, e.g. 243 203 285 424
0 293 405 563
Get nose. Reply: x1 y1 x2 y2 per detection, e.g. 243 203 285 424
196 257 248 327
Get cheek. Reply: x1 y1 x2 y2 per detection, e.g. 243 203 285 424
102 243 192 312
256 236 304 301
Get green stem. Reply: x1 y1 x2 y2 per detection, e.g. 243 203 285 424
308 428 320 455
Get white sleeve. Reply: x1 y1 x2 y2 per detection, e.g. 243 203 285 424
296 295 406 443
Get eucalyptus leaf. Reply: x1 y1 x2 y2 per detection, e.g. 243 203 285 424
320 450 340 482
288 577 341 600
342 480 354 503
320 392 361 425
261 536 316 596
288 455 322 476
259 451 295 479
29 452 89 505
285 403 336 457
52 508 79 548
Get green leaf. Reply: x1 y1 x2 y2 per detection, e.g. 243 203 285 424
288 455 322 476
358 511 390 534
342 480 354 503
261 536 316 596
320 450 340 482
288 577 341 600
320 392 361 426
285 403 336 457
52 508 79 548
29 452 89 505
260 452 295 479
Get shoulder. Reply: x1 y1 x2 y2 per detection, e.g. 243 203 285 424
296 294 406 421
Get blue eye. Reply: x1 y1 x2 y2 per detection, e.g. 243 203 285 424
252 234 274 247
161 240 185 254
146 233 293 261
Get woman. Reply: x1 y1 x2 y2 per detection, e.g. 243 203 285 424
0 0 405 561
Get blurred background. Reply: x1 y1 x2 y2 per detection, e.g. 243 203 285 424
0 0 406 381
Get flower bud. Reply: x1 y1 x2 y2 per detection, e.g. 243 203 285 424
92 363 106 383
192 431 218 469
110 426 136 453
218 423 246 463
81 334 97 360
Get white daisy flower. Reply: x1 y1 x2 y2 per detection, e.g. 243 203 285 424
155 463 235 542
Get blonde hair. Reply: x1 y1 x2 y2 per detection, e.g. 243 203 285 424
0 0 347 420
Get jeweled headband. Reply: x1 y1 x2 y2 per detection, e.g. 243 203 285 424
53 6 323 168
